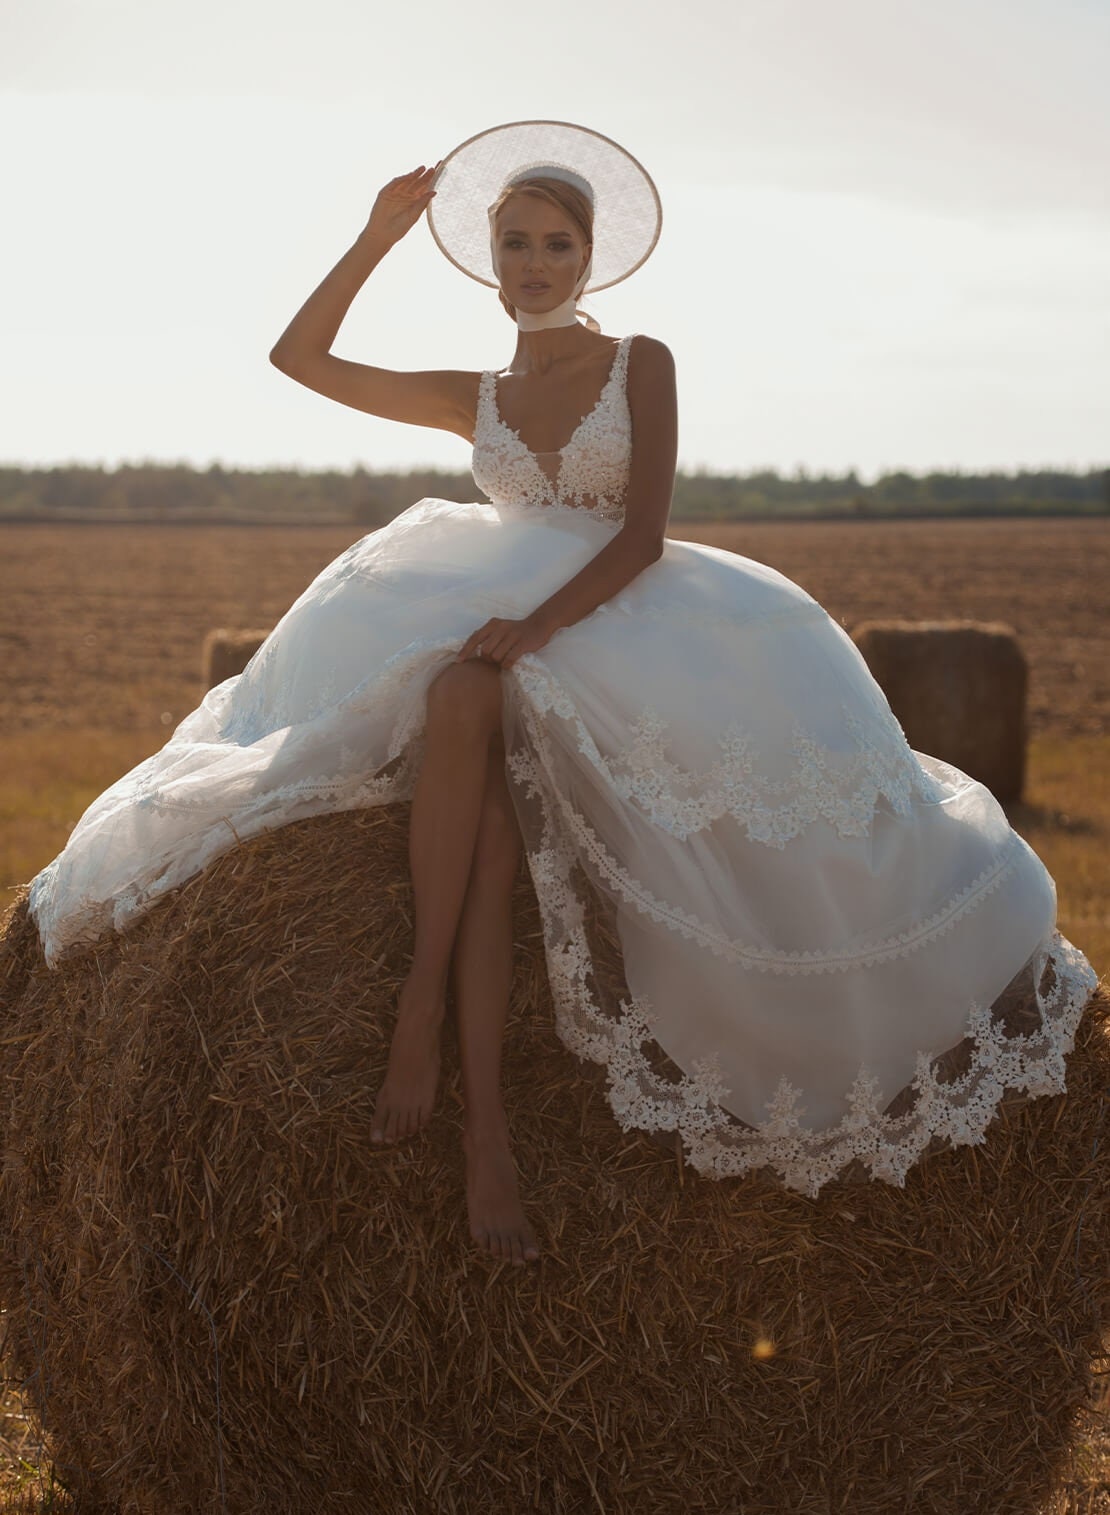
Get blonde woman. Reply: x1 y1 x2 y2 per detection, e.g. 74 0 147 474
29 123 1099 1269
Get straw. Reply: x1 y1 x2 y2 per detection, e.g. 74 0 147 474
0 804 1106 1513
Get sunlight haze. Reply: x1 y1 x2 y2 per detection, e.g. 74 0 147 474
1 0 1107 480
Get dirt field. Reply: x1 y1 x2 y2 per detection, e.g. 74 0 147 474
2 516 1107 738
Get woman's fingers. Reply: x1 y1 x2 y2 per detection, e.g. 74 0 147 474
457 617 544 668
383 165 435 195
456 620 496 661
455 631 480 662
482 628 510 660
363 165 439 246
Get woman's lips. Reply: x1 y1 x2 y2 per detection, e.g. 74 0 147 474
520 283 550 293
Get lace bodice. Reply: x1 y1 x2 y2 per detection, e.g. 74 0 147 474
471 333 635 525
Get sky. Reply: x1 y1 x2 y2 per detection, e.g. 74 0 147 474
1 0 1107 482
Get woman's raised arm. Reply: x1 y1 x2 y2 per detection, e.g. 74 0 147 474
268 165 477 440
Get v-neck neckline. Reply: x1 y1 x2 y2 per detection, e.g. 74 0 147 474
489 335 628 460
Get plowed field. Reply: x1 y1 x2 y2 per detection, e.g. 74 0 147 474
2 516 1107 738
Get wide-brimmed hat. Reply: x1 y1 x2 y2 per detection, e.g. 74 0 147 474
427 119 662 294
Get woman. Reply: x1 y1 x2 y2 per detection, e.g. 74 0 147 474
271 156 675 1266
27 123 1100 1269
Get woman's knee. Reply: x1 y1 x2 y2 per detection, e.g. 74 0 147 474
426 661 503 738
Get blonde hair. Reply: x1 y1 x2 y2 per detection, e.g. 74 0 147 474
489 176 595 326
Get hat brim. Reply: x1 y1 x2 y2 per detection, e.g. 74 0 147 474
427 119 662 295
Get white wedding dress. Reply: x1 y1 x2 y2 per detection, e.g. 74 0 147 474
27 333 1099 1195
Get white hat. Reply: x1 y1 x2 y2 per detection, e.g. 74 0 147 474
427 119 662 294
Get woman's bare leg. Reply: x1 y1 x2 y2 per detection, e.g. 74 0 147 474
452 739 540 1264
371 661 504 1144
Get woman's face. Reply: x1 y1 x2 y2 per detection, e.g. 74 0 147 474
492 194 591 314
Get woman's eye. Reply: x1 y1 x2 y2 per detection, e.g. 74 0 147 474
502 238 571 251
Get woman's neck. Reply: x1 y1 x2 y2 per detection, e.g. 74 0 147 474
510 322 596 375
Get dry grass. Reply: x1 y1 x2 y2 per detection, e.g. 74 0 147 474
0 806 1107 1514
1010 736 1110 976
0 730 158 919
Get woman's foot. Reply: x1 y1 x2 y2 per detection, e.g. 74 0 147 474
463 1122 540 1265
370 976 444 1142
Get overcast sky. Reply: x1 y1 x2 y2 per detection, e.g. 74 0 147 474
2 0 1107 481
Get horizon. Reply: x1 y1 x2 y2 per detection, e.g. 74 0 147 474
1 458 1106 487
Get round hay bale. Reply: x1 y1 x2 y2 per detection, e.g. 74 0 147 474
851 619 1028 803
201 629 271 693
0 807 1107 1515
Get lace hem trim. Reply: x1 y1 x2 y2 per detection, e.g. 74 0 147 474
509 683 1098 1192
511 655 936 850
555 925 1096 1198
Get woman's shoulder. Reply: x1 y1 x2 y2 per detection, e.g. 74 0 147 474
615 330 672 360
619 332 675 383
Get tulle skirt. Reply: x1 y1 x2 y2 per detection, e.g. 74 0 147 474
27 496 1099 1194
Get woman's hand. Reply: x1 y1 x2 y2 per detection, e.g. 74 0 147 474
456 614 556 671
360 164 440 249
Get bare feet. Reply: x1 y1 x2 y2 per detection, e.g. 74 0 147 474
463 1123 540 1265
370 976 444 1143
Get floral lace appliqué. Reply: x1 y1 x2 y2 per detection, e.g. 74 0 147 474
471 334 634 526
505 671 1023 976
511 656 935 849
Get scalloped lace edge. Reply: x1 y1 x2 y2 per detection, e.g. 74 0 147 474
504 671 1099 1193
510 679 1099 1192
554 925 1097 1197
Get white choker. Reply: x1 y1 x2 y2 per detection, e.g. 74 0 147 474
515 296 581 331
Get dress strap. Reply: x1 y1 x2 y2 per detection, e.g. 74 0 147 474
611 333 637 399
474 369 497 445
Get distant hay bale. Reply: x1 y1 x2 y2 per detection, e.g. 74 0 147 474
201 628 271 692
0 807 1107 1514
851 619 1028 802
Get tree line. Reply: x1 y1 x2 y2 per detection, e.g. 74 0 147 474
0 462 1105 525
